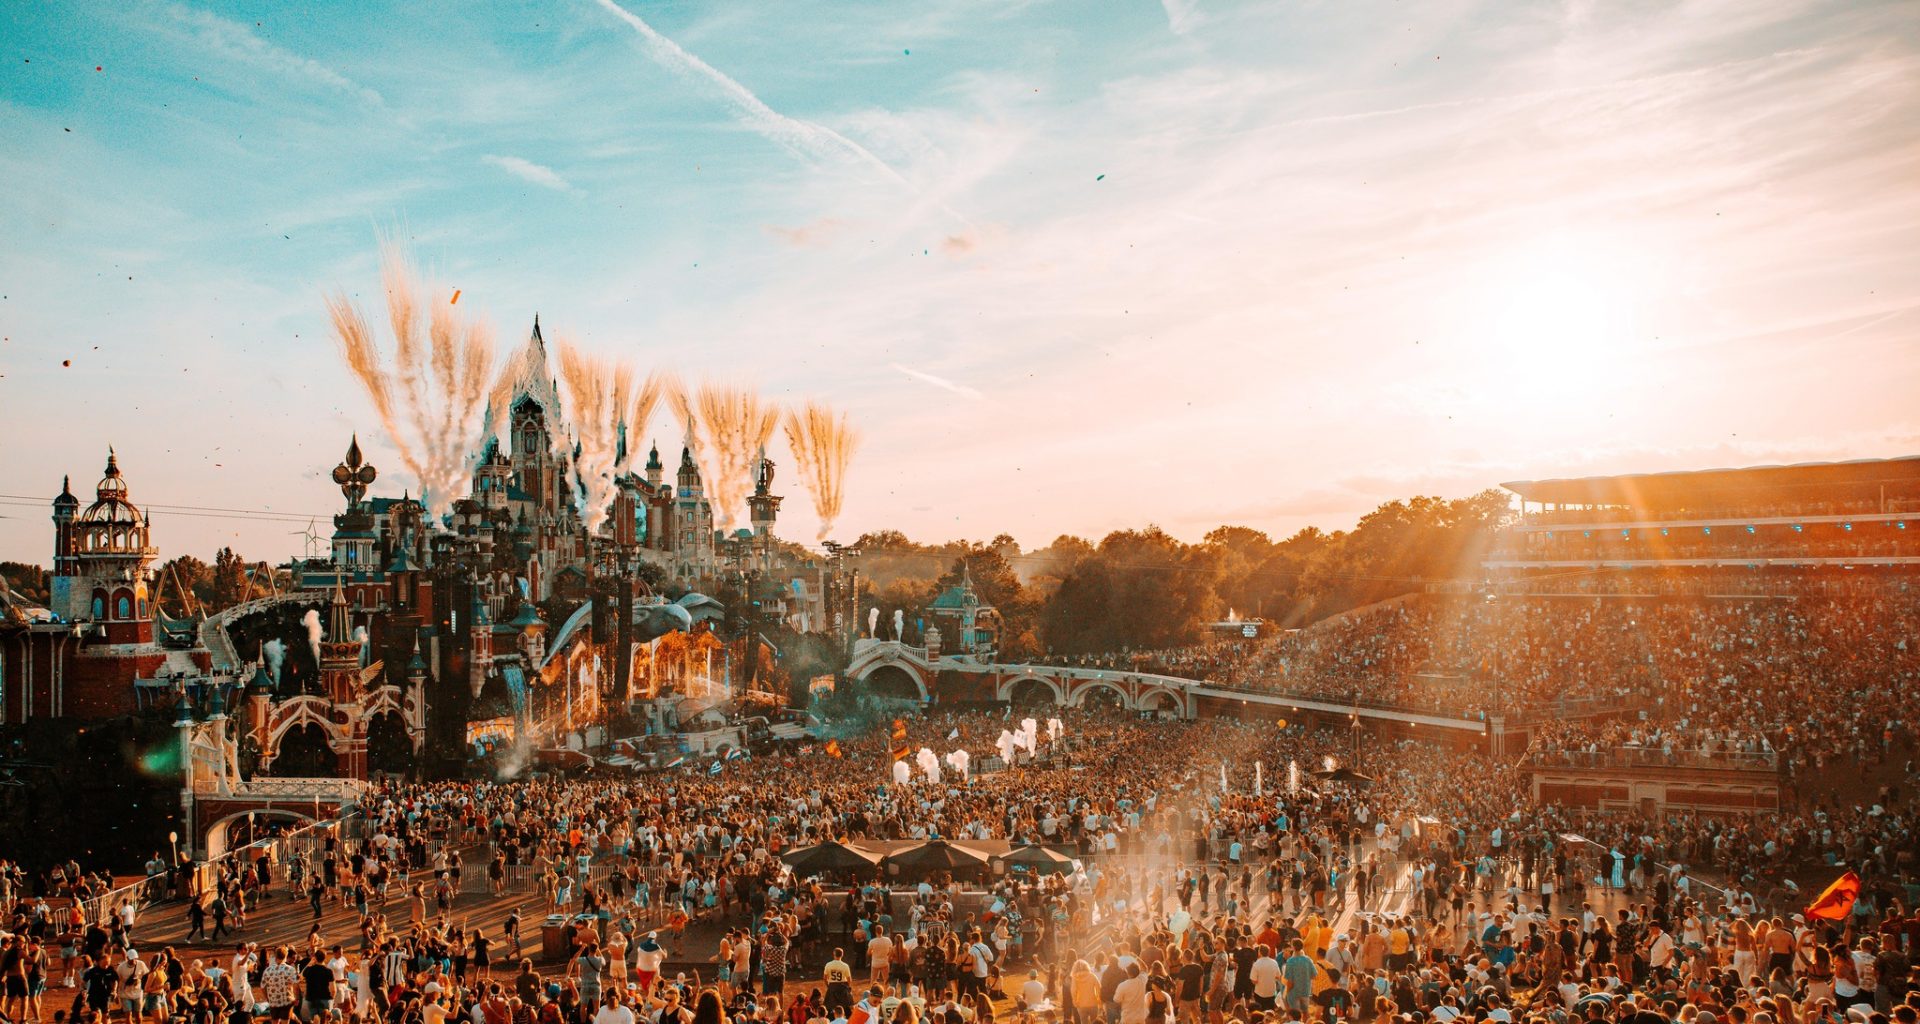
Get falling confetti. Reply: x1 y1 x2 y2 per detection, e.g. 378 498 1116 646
1096 174 1106 180
62 359 71 367
450 289 461 305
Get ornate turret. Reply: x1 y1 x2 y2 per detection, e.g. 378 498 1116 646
61 449 156 640
50 476 80 604
677 446 701 496
748 450 783 572
645 443 664 487
319 579 362 703
331 435 378 507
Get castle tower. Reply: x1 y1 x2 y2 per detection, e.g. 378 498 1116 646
319 579 361 705
748 451 783 572
674 447 715 577
645 443 663 488
49 476 79 614
64 450 157 643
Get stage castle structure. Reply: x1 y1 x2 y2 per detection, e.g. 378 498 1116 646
1 321 824 856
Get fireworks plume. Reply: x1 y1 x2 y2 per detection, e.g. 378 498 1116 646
557 340 640 534
693 383 780 533
784 400 860 541
627 371 668 469
667 374 698 464
324 246 500 517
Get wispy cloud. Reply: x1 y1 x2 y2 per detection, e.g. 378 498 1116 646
890 363 984 401
1160 0 1199 35
481 155 574 192
147 1 384 106
586 0 912 190
764 217 848 248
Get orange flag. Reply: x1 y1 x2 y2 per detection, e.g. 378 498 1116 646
824 739 843 759
1806 870 1862 921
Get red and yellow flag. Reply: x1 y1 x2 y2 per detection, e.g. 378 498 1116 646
824 739 843 759
890 718 910 762
1806 870 1862 921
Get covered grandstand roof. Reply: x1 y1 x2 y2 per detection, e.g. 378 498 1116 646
1502 456 1920 508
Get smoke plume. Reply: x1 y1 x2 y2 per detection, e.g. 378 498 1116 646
302 609 323 666
262 638 286 686
783 401 860 541
325 243 499 517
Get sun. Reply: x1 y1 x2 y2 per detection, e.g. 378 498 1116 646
1464 235 1646 403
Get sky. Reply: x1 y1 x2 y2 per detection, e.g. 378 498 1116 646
1 0 1917 566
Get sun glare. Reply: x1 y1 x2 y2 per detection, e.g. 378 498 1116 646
1460 236 1646 405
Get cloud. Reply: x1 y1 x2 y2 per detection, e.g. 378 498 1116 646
148 1 384 106
1160 0 1199 34
890 363 984 401
480 155 574 192
764 217 848 248
587 0 913 190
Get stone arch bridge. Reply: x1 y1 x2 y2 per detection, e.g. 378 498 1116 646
844 639 1490 745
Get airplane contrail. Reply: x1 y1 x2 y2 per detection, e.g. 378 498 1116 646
588 0 913 190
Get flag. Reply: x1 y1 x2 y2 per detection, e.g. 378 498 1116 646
891 718 910 762
824 739 843 759
725 747 749 762
1806 870 1862 921
709 761 724 776
665 756 687 769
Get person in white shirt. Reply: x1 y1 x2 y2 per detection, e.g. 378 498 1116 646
1115 965 1150 1024
1248 947 1282 1007
591 992 636 1024
1020 970 1047 1008
868 926 894 984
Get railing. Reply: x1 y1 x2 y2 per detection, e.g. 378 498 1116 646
1526 745 1779 772
73 814 364 929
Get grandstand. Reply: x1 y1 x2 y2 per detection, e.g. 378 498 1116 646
1489 455 1920 570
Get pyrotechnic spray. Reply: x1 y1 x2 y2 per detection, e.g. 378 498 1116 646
783 401 860 542
693 383 780 532
325 245 499 517
557 341 638 534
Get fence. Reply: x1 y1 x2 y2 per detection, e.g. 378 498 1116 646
72 814 365 928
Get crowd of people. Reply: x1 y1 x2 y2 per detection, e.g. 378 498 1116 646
1 697 1912 1024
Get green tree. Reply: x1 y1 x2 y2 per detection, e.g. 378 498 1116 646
0 562 49 606
154 555 212 615
209 547 252 610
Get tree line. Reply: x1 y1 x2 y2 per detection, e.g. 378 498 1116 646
851 489 1513 660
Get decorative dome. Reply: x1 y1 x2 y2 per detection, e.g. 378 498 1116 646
74 449 152 556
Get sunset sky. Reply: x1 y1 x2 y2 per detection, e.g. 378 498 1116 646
2 0 1917 565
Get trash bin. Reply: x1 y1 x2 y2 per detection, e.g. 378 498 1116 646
541 915 570 959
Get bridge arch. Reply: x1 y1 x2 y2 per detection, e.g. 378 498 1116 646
859 664 929 701
845 641 933 702
1070 679 1131 710
1136 685 1186 717
203 808 317 859
999 674 1066 707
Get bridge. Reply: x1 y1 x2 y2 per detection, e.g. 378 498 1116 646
844 639 1489 739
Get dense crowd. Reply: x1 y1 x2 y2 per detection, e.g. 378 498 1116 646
3 699 1914 1024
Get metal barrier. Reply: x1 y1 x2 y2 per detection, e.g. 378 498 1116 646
1526 746 1779 771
